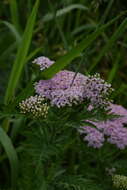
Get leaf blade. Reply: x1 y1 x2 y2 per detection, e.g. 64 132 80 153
0 127 18 189
42 14 124 79
4 0 39 104
9 0 20 32
89 17 127 71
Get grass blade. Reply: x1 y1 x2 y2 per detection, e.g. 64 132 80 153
42 14 124 79
43 4 88 22
89 17 127 72
25 47 43 63
9 0 21 32
48 0 69 50
107 53 120 83
100 0 114 24
2 21 21 44
4 0 39 104
35 4 88 33
0 127 18 189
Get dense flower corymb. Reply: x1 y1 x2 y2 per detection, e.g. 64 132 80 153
82 127 105 148
112 174 127 189
19 95 49 118
34 70 88 107
79 104 127 149
84 73 114 109
35 70 113 109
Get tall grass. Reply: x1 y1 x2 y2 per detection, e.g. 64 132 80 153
0 127 18 189
4 0 39 104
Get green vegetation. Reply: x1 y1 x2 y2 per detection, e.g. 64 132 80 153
0 0 127 189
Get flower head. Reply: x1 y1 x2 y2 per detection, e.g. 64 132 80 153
112 174 127 189
19 95 49 118
33 56 54 71
79 104 127 149
35 71 113 109
82 127 105 148
35 70 87 107
83 73 114 109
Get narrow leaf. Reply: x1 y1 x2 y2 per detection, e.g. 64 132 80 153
89 17 127 71
2 21 21 44
4 0 39 104
9 0 20 32
43 4 88 22
0 127 18 189
35 4 88 33
107 53 120 83
42 14 124 79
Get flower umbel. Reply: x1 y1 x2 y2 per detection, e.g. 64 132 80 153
83 127 105 148
33 56 54 71
35 70 113 109
83 73 114 109
19 95 49 118
35 70 87 107
79 104 127 149
112 174 127 189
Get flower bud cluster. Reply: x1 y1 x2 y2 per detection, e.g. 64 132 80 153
84 73 114 108
105 167 116 176
19 95 49 118
112 174 127 189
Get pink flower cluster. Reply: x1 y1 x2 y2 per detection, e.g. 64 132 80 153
33 56 54 71
79 104 127 149
32 56 127 149
84 73 114 109
34 59 113 108
35 70 87 107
